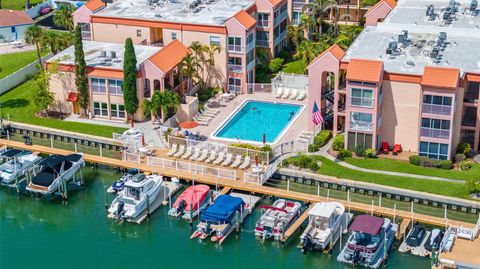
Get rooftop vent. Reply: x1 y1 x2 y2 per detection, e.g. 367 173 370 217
110 51 116 59
406 60 415 67
471 0 478 11
398 30 408 45
100 50 107 57
386 40 398 54
426 5 436 20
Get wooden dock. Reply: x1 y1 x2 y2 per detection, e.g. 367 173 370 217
283 204 314 241
2 139 475 230
217 187 232 196
397 218 411 240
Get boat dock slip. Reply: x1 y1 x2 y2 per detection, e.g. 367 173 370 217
433 235 480 269
2 139 476 230
397 218 411 240
217 187 232 197
229 192 262 210
283 204 314 242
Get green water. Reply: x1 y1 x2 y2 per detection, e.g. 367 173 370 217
1 166 430 269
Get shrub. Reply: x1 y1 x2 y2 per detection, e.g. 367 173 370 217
364 149 377 158
278 50 290 60
419 156 441 168
286 154 320 171
164 128 172 141
454 153 466 163
459 160 474 171
338 149 352 160
308 130 332 152
354 144 366 157
439 160 452 170
409 155 421 166
268 58 284 73
457 142 472 157
197 87 221 103
332 134 345 151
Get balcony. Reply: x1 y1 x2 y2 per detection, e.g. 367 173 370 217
274 30 286 45
378 92 383 106
228 84 242 93
422 103 452 115
247 59 255 71
292 1 305 9
350 97 374 108
420 127 450 139
274 10 288 26
81 31 91 40
228 64 243 73
257 20 269 28
350 121 374 132
256 39 270 47
292 19 300 25
247 40 255 52
228 45 244 54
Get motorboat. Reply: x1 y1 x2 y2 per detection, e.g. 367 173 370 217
108 173 163 221
26 154 84 195
168 184 211 221
0 149 23 164
190 194 249 244
0 151 42 185
110 168 139 192
255 199 302 241
300 202 348 253
423 229 444 256
337 215 398 269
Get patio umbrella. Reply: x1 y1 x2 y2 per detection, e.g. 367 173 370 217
262 133 266 145
130 118 134 128
141 133 145 146
179 121 199 129
255 154 259 166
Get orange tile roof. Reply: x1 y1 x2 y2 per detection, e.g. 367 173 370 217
307 44 345 69
84 0 105 12
421 66 459 89
88 68 124 79
465 73 480 83
0 10 33 27
346 59 383 83
267 0 284 7
233 10 256 30
147 40 189 73
365 0 396 16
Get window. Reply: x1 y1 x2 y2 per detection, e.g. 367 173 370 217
91 78 106 93
228 57 242 65
210 36 221 46
228 36 242 52
350 112 373 131
171 32 177 40
421 118 450 130
108 79 123 95
292 12 301 25
110 104 125 118
228 77 242 93
247 50 254 64
136 29 142 37
144 79 151 98
93 102 108 116
11 26 16 33
247 33 254 45
423 94 452 106
350 112 373 123
257 13 269 27
347 132 373 151
419 142 449 160
351 88 373 107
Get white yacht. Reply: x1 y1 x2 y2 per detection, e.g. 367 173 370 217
0 151 42 185
300 202 348 253
108 173 163 221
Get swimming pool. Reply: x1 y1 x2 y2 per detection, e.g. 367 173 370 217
212 100 304 144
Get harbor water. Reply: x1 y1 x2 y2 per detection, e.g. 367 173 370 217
1 165 431 269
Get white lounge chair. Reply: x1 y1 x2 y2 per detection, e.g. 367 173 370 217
275 87 283 98
206 151 217 163
230 155 242 168
281 88 290 99
213 152 225 165
296 91 306 101
181 147 193 159
167 144 178 156
204 104 219 113
290 89 298 100
188 148 201 160
239 156 251 169
221 153 233 166
196 149 209 162
173 145 185 158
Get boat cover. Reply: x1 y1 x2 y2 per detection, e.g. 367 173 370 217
0 149 22 158
174 185 210 211
31 172 56 187
350 215 384 235
200 195 244 223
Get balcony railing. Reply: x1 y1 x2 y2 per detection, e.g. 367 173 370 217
292 1 306 9
350 121 374 132
228 64 243 73
422 103 452 115
247 40 255 52
81 31 91 40
378 92 383 106
256 39 270 47
228 44 244 53
350 97 374 108
228 85 242 94
274 10 288 26
274 30 287 45
257 20 269 28
247 59 255 71
420 127 450 139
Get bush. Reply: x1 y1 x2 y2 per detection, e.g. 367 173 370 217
286 154 320 171
277 50 290 60
197 87 220 102
338 149 352 160
230 143 270 152
332 134 345 151
354 144 366 157
419 157 441 168
268 58 284 73
308 130 332 152
439 160 452 170
457 142 472 157
364 149 377 158
409 155 421 166
454 153 466 163
459 160 474 171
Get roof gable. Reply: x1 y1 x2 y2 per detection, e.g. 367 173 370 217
147 40 189 73
346 59 383 83
232 10 256 30
365 0 396 17
84 0 105 12
0 10 33 27
307 44 345 69
421 66 459 89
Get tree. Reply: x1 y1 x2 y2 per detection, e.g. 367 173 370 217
24 25 44 71
142 90 180 123
40 31 72 54
74 25 89 116
33 62 59 117
294 40 322 70
179 53 201 94
302 0 337 40
53 3 75 31
287 25 304 50
200 44 221 89
123 38 139 122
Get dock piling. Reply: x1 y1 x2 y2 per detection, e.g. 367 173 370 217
104 186 108 210
146 194 150 220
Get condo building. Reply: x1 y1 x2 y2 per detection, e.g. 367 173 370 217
308 0 480 159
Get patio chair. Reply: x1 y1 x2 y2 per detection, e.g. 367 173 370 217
173 145 185 158
392 144 402 155
196 149 209 162
167 144 178 156
213 152 226 165
381 142 389 154
275 87 283 98
281 88 290 99
239 156 251 169
230 155 242 168
181 147 193 159
188 147 201 160
205 151 217 163
296 91 306 101
290 89 298 100
222 153 233 166
204 104 220 113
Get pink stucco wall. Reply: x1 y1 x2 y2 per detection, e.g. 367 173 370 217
365 2 392 27
73 6 92 25
225 15 251 93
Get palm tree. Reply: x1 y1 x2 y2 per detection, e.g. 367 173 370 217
41 30 60 54
53 3 75 32
302 0 337 39
142 90 180 123
294 40 321 70
179 54 201 94
299 13 316 40
287 25 304 50
24 25 44 71
201 43 221 88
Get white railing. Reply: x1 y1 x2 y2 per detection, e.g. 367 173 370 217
228 44 244 53
246 83 272 93
256 39 270 47
422 103 452 115
244 172 261 185
274 10 288 25
81 31 91 40
350 97 374 108
349 121 374 132
228 84 242 94
228 64 243 73
274 30 287 45
420 127 450 139
257 20 269 28
247 59 256 71
123 152 140 163
292 1 305 9
247 40 255 52
271 138 309 159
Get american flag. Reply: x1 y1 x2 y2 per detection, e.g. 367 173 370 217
312 101 324 125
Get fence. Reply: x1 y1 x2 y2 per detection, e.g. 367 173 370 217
245 83 273 94
26 1 52 18
0 54 53 94
147 156 237 181
270 138 309 160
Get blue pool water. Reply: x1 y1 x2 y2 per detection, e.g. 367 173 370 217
213 101 302 143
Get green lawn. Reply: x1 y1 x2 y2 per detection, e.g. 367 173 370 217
0 51 41 79
2 0 43 10
0 79 127 138
285 155 471 199
281 60 305 74
344 157 479 181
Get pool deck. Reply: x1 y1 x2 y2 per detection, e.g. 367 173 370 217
192 92 308 146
